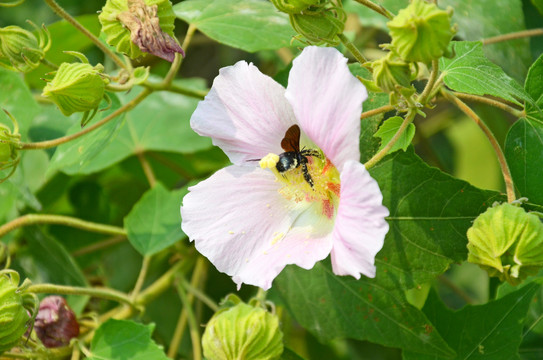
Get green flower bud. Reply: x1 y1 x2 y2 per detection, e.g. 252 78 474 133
467 203 543 285
289 5 346 46
202 300 283 360
0 141 10 163
99 0 183 62
371 53 412 93
387 0 454 63
270 0 326 14
0 270 37 354
42 60 108 117
0 22 50 73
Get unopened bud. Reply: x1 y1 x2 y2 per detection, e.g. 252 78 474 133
34 296 79 348
290 6 346 45
371 53 412 93
42 60 108 117
99 0 183 62
0 22 50 73
387 0 454 63
271 0 326 14
467 203 543 285
202 297 283 360
0 270 37 354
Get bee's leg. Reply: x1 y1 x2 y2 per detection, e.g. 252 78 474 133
301 161 314 188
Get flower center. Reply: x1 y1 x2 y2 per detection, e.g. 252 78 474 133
260 150 341 220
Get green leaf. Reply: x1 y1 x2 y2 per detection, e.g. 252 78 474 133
524 54 543 120
21 227 89 314
403 284 540 360
174 0 296 52
55 80 211 175
505 118 543 206
275 261 455 357
439 41 531 106
374 116 415 153
505 56 543 206
124 183 187 256
532 0 543 15
281 348 306 360
0 68 40 139
89 319 168 360
370 149 502 290
440 0 530 82
46 93 125 176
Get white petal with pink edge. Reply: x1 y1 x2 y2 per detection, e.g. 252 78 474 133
190 61 296 165
285 46 368 171
181 165 334 289
330 161 389 278
233 203 335 289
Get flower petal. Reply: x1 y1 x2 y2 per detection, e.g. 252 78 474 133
190 61 296 165
285 46 368 171
233 208 334 290
181 165 333 289
331 161 389 278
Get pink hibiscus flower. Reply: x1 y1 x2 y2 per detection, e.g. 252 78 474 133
181 46 389 290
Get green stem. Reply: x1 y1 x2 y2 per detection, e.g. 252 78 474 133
418 59 440 105
360 104 394 120
27 283 134 307
3 347 72 359
168 257 207 358
136 152 157 188
182 278 219 312
483 28 543 45
163 24 197 87
144 82 207 99
452 92 524 118
442 89 516 203
176 283 203 360
71 235 126 257
40 57 58 70
43 0 127 70
337 33 367 65
364 110 416 169
131 255 152 302
0 214 126 239
352 0 394 19
20 89 151 150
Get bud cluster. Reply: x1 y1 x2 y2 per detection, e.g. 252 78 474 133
0 22 50 73
467 203 543 285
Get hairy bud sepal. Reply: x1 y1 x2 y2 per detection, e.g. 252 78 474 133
202 294 283 360
41 54 109 124
0 22 51 73
371 53 413 93
271 0 326 14
467 203 543 285
0 270 38 354
99 0 183 62
0 110 21 184
387 0 454 64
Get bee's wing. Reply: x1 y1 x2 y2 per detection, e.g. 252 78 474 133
281 124 300 152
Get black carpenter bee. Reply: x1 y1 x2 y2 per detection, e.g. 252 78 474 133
276 124 321 187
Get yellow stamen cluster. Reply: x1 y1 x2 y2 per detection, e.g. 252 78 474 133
261 151 341 219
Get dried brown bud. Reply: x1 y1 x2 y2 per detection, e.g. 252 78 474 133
116 0 184 62
34 296 79 348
